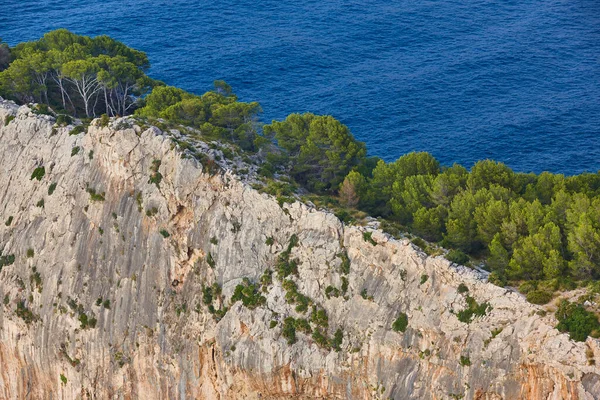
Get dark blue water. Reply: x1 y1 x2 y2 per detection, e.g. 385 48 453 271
2 1 600 174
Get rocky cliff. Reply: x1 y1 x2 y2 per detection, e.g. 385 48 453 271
0 99 599 399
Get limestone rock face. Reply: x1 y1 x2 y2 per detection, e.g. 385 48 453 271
0 99 598 399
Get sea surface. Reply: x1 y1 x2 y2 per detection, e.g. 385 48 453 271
2 0 600 174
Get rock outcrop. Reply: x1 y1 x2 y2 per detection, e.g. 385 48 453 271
0 99 598 399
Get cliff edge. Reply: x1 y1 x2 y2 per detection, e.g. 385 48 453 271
0 99 599 399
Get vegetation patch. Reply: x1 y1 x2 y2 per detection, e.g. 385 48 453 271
392 312 408 332
457 296 491 323
149 159 163 188
526 290 553 305
30 167 45 181
363 231 377 245
231 278 266 309
86 187 105 201
555 300 600 342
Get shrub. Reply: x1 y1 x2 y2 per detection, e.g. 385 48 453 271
260 269 273 292
30 167 45 181
56 114 72 126
392 313 408 332
363 231 377 245
69 125 86 135
60 374 67 384
159 230 170 238
206 253 215 268
149 159 163 188
555 300 600 342
5 216 13 226
26 248 34 258
4 115 15 125
78 313 96 329
310 306 328 328
518 282 536 294
457 296 490 323
231 278 266 309
341 276 349 294
331 328 343 351
0 253 16 270
338 251 350 274
457 283 469 294
265 236 274 246
282 317 297 344
488 271 507 287
411 237 427 250
210 236 218 245
16 301 38 324
86 187 105 201
420 274 429 285
325 285 340 299
312 329 330 349
460 356 471 366
446 249 469 265
71 146 80 156
48 182 57 195
36 199 44 208
99 114 110 127
32 104 53 116
526 290 553 305
294 318 312 334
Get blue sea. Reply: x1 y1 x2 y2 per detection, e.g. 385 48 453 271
2 0 599 175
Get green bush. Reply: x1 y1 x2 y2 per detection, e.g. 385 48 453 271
310 307 328 328
99 114 110 127
231 278 266 309
56 114 72 126
488 271 507 287
312 328 330 349
86 187 105 201
30 167 45 181
518 282 536 294
460 356 471 366
331 328 343 351
526 290 553 305
446 249 469 265
555 300 600 342
282 317 297 344
325 285 340 299
149 159 163 188
457 283 469 294
48 182 57 195
294 318 312 334
159 230 170 238
4 115 15 125
392 312 408 332
420 274 429 285
69 125 86 135
457 296 490 323
363 231 377 245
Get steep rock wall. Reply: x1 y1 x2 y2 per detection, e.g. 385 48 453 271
0 100 598 399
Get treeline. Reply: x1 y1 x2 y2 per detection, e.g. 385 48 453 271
263 114 600 286
3 31 600 290
0 29 152 117
135 83 263 151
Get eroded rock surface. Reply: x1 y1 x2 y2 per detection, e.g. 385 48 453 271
0 99 598 399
